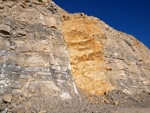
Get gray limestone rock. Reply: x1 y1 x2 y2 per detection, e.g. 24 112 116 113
0 50 7 57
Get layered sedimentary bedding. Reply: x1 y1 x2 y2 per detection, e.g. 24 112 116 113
0 0 150 112
0 0 80 112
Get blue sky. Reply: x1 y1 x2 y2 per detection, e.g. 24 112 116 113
53 0 150 49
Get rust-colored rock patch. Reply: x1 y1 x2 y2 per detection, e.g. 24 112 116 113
62 14 114 96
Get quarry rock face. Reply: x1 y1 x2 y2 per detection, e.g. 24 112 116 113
99 20 150 95
61 13 150 96
62 14 114 96
0 0 150 112
0 0 80 112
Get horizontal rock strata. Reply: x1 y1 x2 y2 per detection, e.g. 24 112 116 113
0 0 150 112
0 0 79 111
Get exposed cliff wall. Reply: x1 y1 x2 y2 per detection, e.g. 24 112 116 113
0 0 80 112
61 13 150 96
0 0 150 112
99 19 150 95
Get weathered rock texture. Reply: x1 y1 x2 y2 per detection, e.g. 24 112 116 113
99 20 150 95
0 0 150 112
62 14 114 96
61 13 150 96
0 0 80 112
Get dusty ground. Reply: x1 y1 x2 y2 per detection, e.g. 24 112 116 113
76 89 150 113
112 107 150 113
0 89 150 112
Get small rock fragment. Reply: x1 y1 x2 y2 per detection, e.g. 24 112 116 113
0 50 7 57
14 30 26 37
0 24 11 35
17 46 31 52
9 108 18 112
10 45 16 50
0 4 4 9
7 104 13 109
2 94 12 103
11 103 17 108
1 107 8 113
0 104 7 111
114 101 120 106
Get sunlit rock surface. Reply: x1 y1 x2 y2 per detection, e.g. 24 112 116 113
61 13 150 96
0 0 150 112
98 19 150 95
0 0 79 111
62 14 114 96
